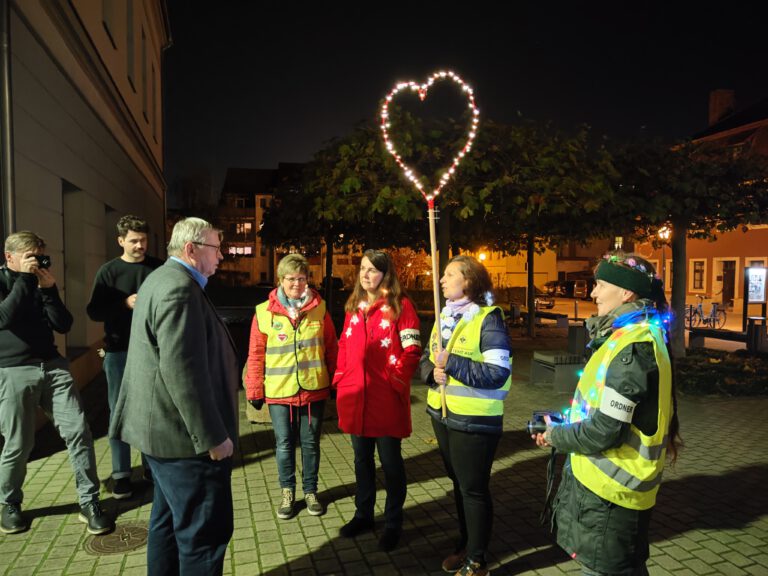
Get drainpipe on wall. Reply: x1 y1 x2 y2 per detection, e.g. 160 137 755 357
0 0 15 239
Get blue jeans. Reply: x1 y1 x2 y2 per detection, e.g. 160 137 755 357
351 435 406 528
0 358 100 507
145 454 233 576
104 351 132 479
268 401 325 494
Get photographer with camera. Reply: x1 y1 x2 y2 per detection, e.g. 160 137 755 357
0 231 114 535
419 255 511 576
532 252 681 576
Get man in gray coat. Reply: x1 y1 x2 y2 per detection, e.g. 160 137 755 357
110 217 239 576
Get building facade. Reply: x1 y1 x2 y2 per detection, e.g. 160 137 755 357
639 92 768 314
1 0 170 383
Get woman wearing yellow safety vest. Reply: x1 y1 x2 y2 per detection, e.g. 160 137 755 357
533 252 681 576
244 254 338 521
419 255 512 576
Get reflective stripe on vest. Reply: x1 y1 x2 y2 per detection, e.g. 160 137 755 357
427 306 511 417
255 301 329 398
569 322 672 510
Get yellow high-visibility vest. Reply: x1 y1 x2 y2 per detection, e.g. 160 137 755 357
255 302 329 398
427 306 511 417
569 321 672 510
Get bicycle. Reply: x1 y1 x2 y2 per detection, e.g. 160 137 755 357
685 295 726 329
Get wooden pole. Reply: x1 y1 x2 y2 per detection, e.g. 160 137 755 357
428 199 447 419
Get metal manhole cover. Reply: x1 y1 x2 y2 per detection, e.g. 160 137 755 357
83 520 148 555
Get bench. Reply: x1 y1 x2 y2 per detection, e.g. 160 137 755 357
689 327 747 349
520 310 570 328
529 350 584 393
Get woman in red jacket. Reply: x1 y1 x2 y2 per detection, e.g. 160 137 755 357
333 249 421 552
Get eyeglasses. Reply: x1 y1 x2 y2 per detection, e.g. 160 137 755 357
193 242 223 254
283 276 307 284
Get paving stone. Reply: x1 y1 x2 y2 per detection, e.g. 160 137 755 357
681 557 719 574
722 551 754 568
709 562 749 576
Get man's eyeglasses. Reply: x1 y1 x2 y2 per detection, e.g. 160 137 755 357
193 242 223 254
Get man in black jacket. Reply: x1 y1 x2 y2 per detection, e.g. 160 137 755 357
0 231 114 536
87 215 162 499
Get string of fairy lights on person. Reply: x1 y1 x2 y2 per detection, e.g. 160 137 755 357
380 70 480 201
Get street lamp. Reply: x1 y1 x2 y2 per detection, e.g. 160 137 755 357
658 226 671 287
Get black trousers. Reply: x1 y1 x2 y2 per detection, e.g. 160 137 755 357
350 435 406 528
432 419 499 565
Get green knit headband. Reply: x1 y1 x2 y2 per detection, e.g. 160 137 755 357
595 260 654 299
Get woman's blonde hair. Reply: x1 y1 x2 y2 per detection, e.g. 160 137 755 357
277 254 309 281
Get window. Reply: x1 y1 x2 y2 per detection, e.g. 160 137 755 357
235 198 246 209
260 272 267 282
690 260 706 291
260 198 268 208
235 222 252 235
260 244 267 257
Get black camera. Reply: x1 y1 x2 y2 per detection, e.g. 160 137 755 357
526 410 564 435
34 254 51 269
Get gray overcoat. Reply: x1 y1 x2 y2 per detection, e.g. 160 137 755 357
109 259 239 458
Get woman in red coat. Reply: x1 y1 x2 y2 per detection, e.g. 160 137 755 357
333 249 421 552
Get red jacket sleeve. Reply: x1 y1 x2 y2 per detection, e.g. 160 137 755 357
390 298 422 393
332 313 350 387
244 311 267 400
323 311 338 378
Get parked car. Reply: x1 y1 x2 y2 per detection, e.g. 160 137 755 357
573 279 595 300
556 280 576 298
544 280 560 296
534 287 555 309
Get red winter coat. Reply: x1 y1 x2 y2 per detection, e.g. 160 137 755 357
332 297 421 438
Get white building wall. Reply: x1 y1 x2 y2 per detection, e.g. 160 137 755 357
10 10 164 353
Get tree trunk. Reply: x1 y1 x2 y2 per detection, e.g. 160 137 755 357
669 222 687 357
324 228 334 312
526 235 536 338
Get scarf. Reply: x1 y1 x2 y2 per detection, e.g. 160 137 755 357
585 299 653 349
277 286 310 320
439 298 481 345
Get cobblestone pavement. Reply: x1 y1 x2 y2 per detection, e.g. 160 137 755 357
1 328 767 575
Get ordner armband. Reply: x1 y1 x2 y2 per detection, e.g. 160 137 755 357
599 386 637 423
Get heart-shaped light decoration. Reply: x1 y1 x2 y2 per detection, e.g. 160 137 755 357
380 70 479 201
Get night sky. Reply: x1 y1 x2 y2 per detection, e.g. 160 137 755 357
163 1 768 195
